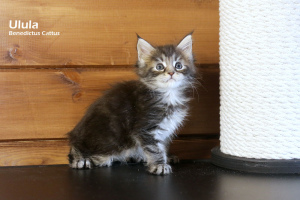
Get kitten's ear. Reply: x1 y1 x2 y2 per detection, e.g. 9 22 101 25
177 33 193 61
137 35 155 63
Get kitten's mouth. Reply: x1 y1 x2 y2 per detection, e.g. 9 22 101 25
166 78 176 83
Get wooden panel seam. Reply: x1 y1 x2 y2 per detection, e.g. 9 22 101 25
0 138 220 166
0 64 219 69
0 0 219 65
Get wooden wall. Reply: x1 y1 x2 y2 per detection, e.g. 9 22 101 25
0 0 219 166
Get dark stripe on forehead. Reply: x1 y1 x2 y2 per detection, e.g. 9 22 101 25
174 54 181 61
157 45 176 57
150 45 183 62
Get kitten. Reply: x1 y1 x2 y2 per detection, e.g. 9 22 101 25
68 33 196 175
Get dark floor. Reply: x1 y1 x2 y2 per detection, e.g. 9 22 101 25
0 160 299 200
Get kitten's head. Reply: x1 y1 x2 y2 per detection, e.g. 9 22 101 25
136 33 196 90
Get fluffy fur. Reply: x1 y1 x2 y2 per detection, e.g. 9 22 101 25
68 33 197 175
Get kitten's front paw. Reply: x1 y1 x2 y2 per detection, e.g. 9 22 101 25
70 158 92 169
148 164 172 175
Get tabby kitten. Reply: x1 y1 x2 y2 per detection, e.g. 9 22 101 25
68 33 196 175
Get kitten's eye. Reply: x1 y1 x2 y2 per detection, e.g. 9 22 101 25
175 62 183 70
156 63 165 71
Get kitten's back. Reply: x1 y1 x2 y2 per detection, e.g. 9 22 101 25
68 80 156 155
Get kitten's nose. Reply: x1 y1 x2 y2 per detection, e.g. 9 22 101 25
168 72 174 76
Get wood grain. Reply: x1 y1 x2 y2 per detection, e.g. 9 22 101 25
0 66 219 140
183 65 220 135
0 0 219 66
0 140 69 166
0 67 137 140
169 138 220 160
0 138 219 166
0 0 220 167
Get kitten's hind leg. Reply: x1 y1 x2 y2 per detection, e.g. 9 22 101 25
126 156 146 164
89 155 113 167
68 147 113 169
68 147 92 169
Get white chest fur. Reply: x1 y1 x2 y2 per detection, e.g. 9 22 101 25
154 89 189 141
154 107 188 141
159 88 190 106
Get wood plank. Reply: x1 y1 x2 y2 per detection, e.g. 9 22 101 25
169 138 220 160
183 66 220 135
0 66 219 140
0 140 69 166
0 0 219 66
0 138 219 166
0 67 137 140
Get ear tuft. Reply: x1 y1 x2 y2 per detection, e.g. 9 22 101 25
177 34 193 60
137 36 155 63
136 33 141 39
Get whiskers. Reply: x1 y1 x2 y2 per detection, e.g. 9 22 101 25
186 77 204 102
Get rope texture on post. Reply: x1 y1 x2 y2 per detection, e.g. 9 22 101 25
219 0 300 159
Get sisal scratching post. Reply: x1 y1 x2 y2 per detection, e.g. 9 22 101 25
212 0 300 173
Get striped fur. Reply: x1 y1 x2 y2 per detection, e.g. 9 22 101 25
68 33 196 175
